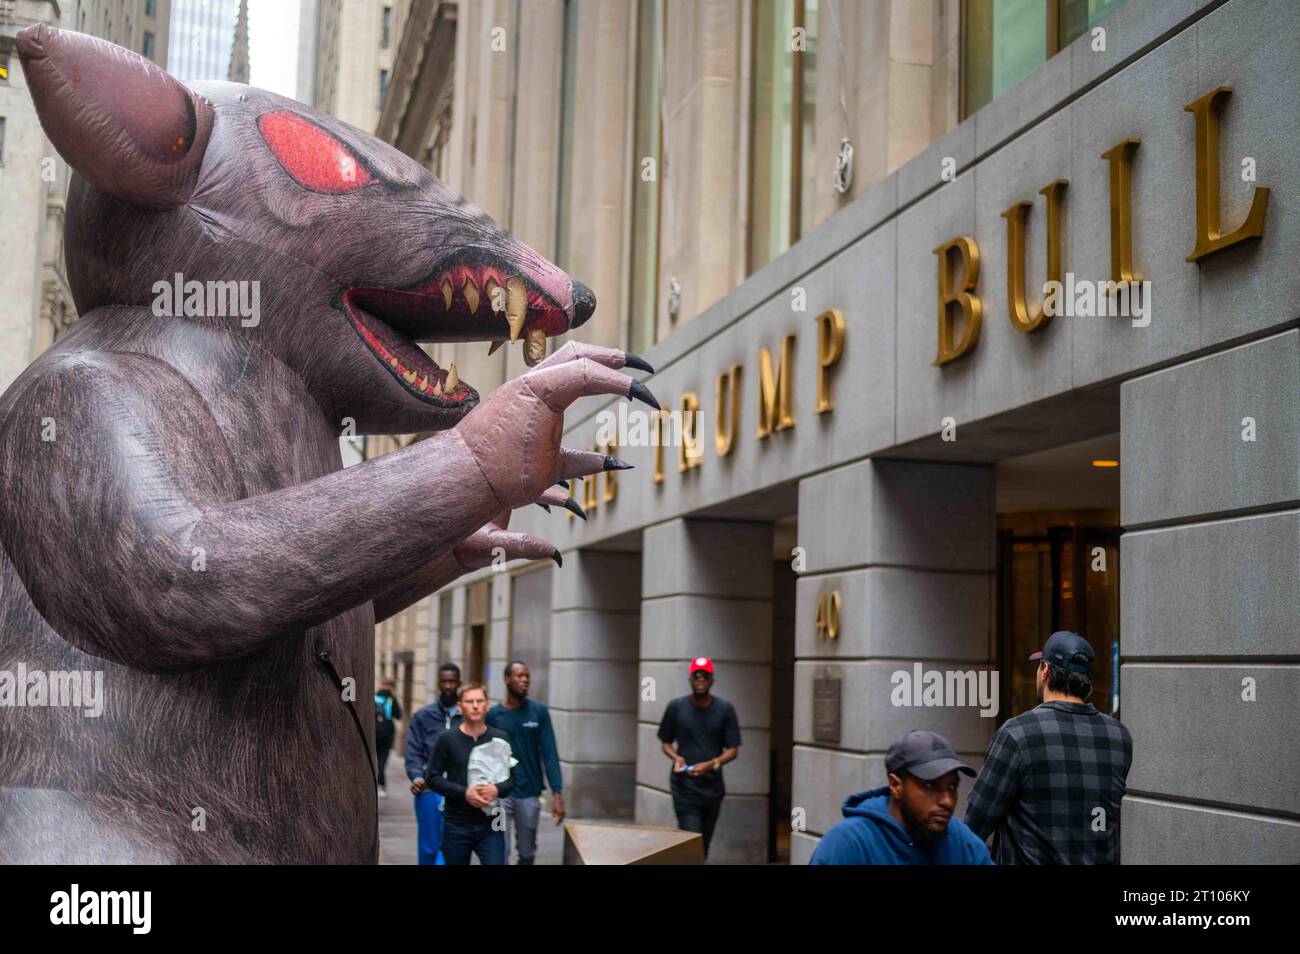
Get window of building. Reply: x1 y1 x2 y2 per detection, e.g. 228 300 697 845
379 69 389 107
508 566 553 704
465 582 489 684
382 6 392 49
748 0 818 275
437 591 454 668
796 0 818 242
554 0 581 269
427 89 453 181
963 0 1131 117
628 0 663 354
145 0 157 17
143 31 155 60
0 117 6 167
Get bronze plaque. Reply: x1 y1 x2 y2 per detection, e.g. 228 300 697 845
813 674 841 743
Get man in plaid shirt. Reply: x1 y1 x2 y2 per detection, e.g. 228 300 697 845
964 631 1133 864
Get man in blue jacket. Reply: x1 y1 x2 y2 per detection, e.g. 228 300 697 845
405 663 462 865
810 730 993 865
486 661 563 865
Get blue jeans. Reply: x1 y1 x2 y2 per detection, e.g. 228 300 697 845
503 795 542 865
441 818 506 866
413 790 445 866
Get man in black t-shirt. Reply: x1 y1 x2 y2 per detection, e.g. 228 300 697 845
425 682 517 865
657 656 742 859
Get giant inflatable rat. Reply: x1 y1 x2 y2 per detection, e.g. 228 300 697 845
0 26 656 863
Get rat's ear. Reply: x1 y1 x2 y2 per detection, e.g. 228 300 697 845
17 24 213 210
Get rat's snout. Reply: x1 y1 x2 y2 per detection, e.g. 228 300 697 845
570 280 596 329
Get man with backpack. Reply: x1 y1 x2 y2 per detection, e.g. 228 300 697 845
374 677 403 797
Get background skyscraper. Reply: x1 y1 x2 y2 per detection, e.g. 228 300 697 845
0 0 172 393
228 0 248 83
167 0 237 84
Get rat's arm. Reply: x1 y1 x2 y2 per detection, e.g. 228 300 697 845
371 488 587 624
368 342 637 623
0 345 650 670
371 513 549 624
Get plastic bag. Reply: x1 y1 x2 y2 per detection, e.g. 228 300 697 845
467 737 517 815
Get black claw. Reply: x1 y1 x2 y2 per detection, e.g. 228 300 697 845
629 380 660 410
604 456 634 471
550 550 564 568
563 498 588 521
623 352 655 374
556 479 570 489
535 502 551 513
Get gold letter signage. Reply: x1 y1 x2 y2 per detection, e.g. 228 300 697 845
714 366 741 456
1100 138 1140 282
1002 180 1067 333
756 334 796 438
814 309 845 413
1185 87 1269 262
931 237 982 365
678 393 701 472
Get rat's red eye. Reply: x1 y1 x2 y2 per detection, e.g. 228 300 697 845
257 111 375 194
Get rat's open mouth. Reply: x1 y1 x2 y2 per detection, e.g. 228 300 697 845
342 260 570 407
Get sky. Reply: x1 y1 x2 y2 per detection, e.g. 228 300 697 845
246 0 300 99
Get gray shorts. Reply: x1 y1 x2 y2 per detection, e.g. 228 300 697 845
502 795 541 864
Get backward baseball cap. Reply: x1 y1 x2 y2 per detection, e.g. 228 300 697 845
1029 630 1095 673
885 730 976 781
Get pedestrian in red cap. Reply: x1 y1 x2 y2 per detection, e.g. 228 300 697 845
656 657 741 859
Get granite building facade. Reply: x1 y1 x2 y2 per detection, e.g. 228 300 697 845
371 0 1298 863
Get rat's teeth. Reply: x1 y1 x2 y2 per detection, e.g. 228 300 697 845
420 375 430 391
524 328 546 367
485 277 502 314
446 363 459 391
441 279 453 311
432 379 443 395
507 312 525 342
488 340 505 356
403 369 417 384
506 277 528 344
506 276 526 316
464 279 480 315
389 356 399 367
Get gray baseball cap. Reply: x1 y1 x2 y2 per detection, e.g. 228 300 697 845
885 730 976 781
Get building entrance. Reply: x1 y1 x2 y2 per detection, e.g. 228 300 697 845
995 435 1122 723
997 517 1120 721
769 525 796 863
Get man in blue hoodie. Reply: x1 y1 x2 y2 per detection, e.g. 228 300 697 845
809 730 993 865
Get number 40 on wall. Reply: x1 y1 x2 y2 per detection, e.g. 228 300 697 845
815 591 841 640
